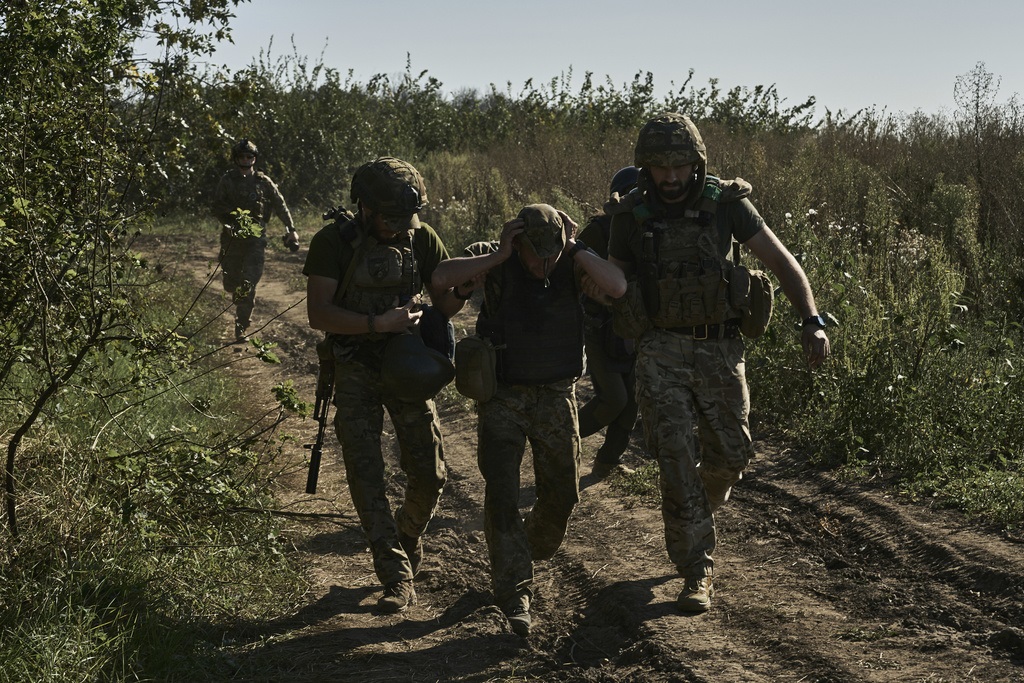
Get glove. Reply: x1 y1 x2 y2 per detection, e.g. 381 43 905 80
283 230 300 252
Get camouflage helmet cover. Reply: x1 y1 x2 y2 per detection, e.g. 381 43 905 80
380 333 455 402
350 157 428 223
232 138 258 158
516 203 566 259
633 112 707 168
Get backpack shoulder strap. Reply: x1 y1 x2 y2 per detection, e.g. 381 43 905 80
334 216 367 298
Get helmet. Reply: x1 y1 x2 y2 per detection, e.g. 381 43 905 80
350 157 427 230
380 333 455 402
609 166 640 198
633 113 706 168
232 138 258 158
517 203 565 259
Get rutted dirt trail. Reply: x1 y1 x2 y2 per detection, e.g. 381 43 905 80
173 235 1023 682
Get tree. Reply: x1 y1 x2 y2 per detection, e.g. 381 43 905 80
0 0 245 539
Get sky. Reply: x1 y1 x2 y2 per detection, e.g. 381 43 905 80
177 0 1024 119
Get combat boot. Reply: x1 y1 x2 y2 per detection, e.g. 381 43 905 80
377 579 416 613
676 576 714 613
398 531 423 577
503 591 532 637
234 321 247 342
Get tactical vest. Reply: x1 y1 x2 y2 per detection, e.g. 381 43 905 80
224 171 276 234
635 177 744 328
479 251 583 385
333 219 421 322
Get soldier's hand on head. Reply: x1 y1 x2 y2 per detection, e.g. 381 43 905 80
556 209 578 246
498 218 525 257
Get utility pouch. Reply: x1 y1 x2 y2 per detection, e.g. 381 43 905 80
610 281 653 339
454 335 498 403
739 268 774 339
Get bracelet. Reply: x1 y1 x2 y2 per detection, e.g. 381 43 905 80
453 285 472 300
367 312 376 334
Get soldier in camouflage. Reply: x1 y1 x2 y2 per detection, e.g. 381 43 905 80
303 157 467 613
432 204 626 636
606 113 830 613
577 166 642 476
211 138 300 341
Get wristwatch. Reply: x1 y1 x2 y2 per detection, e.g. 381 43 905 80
802 314 827 329
568 239 591 259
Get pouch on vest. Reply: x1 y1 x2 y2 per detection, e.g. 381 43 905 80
739 268 774 338
610 280 653 339
454 335 498 402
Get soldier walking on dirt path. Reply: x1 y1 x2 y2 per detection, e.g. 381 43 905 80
212 138 300 342
577 166 643 478
303 157 468 614
606 112 830 613
432 204 626 636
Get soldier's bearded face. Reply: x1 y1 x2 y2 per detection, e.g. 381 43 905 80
648 164 695 203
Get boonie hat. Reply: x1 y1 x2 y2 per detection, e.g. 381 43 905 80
517 204 565 259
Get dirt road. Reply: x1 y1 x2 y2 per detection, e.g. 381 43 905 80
179 236 1024 682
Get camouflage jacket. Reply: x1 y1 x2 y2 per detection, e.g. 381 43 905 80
211 168 294 235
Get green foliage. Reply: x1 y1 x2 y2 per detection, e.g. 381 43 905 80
748 207 1024 522
610 463 661 508
1 2 307 680
5 4 1024 675
273 379 311 417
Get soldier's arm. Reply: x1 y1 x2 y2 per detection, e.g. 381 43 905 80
567 240 626 299
425 279 466 319
210 178 236 224
744 226 830 368
264 178 296 230
430 220 522 291
607 255 635 278
307 275 422 335
553 209 624 298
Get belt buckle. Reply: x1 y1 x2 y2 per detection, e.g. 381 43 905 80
693 324 709 341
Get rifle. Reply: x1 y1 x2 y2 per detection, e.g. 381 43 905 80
305 338 336 494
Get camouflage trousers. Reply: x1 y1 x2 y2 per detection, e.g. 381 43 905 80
634 328 754 579
578 330 638 464
219 232 266 328
333 358 447 585
477 380 581 605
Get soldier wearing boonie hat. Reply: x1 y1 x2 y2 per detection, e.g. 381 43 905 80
605 112 831 613
430 203 627 636
302 156 469 615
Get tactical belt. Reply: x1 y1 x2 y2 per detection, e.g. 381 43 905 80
663 321 741 340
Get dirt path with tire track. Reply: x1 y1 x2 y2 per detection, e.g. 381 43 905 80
172 235 1024 682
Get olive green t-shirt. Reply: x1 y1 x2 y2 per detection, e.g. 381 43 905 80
577 213 613 260
302 217 450 293
608 197 766 274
